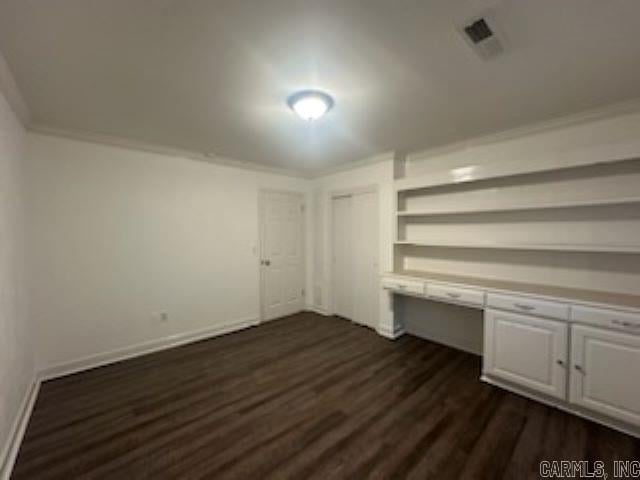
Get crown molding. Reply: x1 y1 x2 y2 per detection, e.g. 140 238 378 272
27 124 398 180
312 151 395 178
0 50 30 126
28 97 640 180
407 96 640 163
28 124 312 179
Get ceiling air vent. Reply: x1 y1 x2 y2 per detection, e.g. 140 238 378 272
459 16 504 60
464 19 493 44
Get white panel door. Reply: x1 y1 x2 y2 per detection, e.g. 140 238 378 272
484 309 568 399
352 191 379 329
260 191 304 322
332 196 354 320
570 325 640 426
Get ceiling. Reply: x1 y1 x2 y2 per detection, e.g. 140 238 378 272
1 0 640 174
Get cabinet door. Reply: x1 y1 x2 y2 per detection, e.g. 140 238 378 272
570 325 640 426
484 309 568 399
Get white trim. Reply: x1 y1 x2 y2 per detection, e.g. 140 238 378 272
376 325 406 340
306 306 331 316
0 375 40 480
329 184 378 199
1 316 259 479
481 374 640 439
28 125 395 180
407 97 640 163
27 97 640 180
39 317 259 381
28 125 310 179
0 50 30 126
314 151 395 178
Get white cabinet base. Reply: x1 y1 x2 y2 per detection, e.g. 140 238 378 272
481 374 640 439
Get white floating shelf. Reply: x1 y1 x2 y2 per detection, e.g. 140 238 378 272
395 143 640 193
394 240 640 254
396 196 640 217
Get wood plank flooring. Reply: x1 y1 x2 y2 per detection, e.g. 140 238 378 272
12 312 640 479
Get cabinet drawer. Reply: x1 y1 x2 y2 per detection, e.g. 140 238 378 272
381 277 425 296
571 306 640 334
427 283 485 308
487 293 569 320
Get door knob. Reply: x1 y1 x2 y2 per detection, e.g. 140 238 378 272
263 260 271 266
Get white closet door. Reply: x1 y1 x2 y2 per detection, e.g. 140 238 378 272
352 191 379 329
332 196 354 319
260 191 305 322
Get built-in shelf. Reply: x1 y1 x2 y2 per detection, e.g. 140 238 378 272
388 270 640 310
395 146 640 192
394 240 640 254
396 196 640 217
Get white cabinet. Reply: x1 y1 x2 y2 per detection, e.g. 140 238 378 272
570 325 640 426
484 309 568 400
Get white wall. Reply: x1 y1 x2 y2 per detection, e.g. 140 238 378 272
311 157 396 335
0 80 34 470
27 133 312 371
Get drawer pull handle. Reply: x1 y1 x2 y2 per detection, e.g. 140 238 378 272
514 303 535 311
446 292 461 299
397 285 407 290
612 319 640 328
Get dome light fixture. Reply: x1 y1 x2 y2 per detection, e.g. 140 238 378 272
287 90 334 121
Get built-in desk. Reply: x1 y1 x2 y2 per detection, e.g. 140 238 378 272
382 270 640 438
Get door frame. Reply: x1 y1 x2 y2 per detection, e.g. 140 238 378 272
328 185 379 318
258 189 306 323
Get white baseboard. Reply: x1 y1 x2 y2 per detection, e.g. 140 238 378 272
306 306 331 316
1 317 260 479
1 375 41 480
377 326 405 340
39 317 259 381
481 374 640 439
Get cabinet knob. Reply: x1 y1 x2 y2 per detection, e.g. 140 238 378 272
574 365 584 373
556 360 565 366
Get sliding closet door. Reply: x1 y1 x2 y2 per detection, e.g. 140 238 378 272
332 190 379 329
332 196 354 319
352 191 379 329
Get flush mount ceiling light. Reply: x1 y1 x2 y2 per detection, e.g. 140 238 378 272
287 90 334 121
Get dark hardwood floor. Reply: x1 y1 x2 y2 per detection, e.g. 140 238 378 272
12 312 639 479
